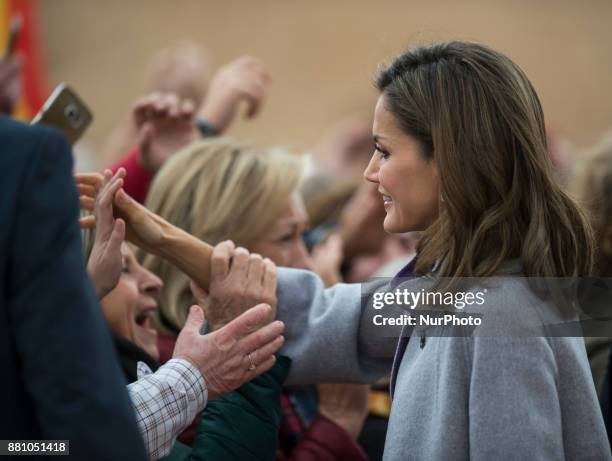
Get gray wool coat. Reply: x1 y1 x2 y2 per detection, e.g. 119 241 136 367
276 267 612 461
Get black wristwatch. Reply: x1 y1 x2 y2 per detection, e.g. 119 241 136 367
195 117 219 137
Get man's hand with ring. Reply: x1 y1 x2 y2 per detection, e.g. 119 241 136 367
246 352 257 371
173 303 284 400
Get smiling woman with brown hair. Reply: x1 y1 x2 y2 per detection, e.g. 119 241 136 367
372 42 594 281
280 41 607 460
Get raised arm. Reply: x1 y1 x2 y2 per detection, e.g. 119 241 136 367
76 177 396 386
77 174 214 291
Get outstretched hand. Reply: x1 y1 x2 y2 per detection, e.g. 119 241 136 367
76 172 103 230
173 303 284 400
199 55 271 133
84 168 126 299
112 188 168 254
132 92 200 172
76 171 214 290
77 172 169 254
190 240 277 331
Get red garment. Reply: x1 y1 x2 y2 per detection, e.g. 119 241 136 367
110 149 152 204
279 415 368 461
279 392 305 446
157 333 368 460
156 332 176 366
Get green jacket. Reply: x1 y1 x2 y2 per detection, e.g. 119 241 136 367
162 356 291 461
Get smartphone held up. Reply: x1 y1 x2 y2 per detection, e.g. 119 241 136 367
31 83 93 145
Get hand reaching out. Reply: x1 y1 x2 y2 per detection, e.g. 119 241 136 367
132 92 200 172
190 241 277 331
85 168 126 299
199 55 271 133
173 303 285 400
76 172 170 254
76 172 215 290
76 172 103 230
112 188 168 254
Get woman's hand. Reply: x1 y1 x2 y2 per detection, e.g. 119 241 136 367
317 383 370 440
76 172 168 254
173 303 285 400
190 241 277 331
311 233 344 287
76 172 214 290
112 188 169 254
76 172 103 229
84 169 126 299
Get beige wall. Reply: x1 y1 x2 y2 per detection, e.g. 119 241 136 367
40 0 612 161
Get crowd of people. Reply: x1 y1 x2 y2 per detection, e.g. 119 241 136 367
2 38 612 460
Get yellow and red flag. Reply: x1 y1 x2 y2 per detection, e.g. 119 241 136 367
0 0 47 120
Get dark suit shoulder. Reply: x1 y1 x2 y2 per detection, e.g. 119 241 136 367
0 116 75 281
0 115 70 167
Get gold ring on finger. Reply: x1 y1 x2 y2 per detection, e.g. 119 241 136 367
247 352 257 371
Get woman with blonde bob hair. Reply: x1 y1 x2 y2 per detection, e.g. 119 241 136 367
94 41 611 459
141 137 308 337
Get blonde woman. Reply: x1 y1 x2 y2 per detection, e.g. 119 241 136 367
139 138 308 338
139 137 369 459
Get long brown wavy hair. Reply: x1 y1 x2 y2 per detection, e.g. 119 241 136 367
376 41 594 279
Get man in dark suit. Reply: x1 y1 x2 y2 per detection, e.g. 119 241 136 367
0 115 147 460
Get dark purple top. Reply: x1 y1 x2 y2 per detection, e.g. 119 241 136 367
389 257 417 398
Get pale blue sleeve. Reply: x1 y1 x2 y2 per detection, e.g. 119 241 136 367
276 267 395 385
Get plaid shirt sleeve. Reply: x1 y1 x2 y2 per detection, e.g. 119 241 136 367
127 358 207 460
